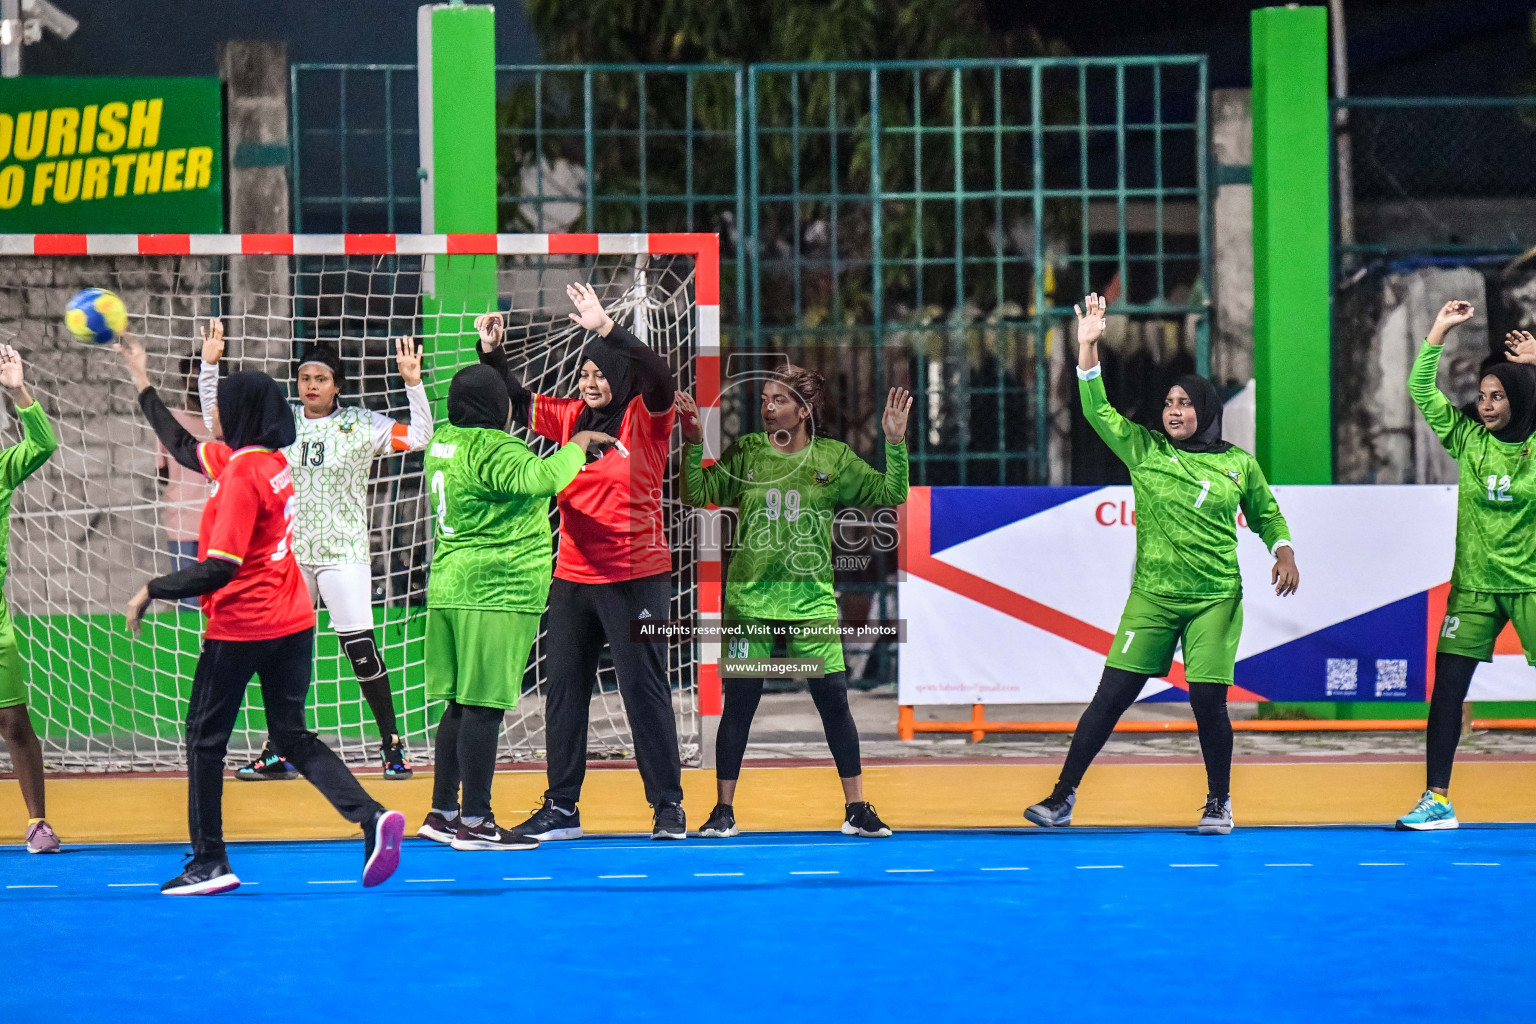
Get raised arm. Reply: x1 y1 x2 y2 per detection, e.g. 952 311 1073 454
197 318 223 434
1410 301 1478 456
0 345 57 490
1074 292 1155 467
567 282 674 413
835 388 913 506
474 312 535 428
115 335 203 473
370 336 434 453
675 390 739 508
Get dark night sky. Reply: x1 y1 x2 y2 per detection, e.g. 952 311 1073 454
18 0 1536 94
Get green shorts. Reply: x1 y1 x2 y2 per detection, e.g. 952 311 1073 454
1104 590 1244 685
1437 588 1536 664
723 618 846 674
425 608 541 710
0 597 24 709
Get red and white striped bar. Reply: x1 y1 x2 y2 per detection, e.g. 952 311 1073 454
0 231 726 741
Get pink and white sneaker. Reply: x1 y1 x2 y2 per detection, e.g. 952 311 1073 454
25 820 60 854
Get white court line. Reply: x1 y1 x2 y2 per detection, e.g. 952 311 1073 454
1076 865 1123 870
1359 863 1405 867
790 870 838 875
1265 863 1312 867
1453 862 1500 867
503 876 552 881
980 867 1029 872
694 872 744 877
1170 864 1219 868
308 880 356 885
6 884 56 889
886 868 934 874
108 883 157 888
599 874 647 879
406 878 455 883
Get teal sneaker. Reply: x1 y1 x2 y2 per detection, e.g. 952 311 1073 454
1395 790 1459 831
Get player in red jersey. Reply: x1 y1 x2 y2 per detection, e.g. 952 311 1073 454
116 337 406 896
475 283 685 840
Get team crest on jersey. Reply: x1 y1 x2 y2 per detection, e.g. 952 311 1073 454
1224 469 1240 484
815 470 833 486
338 421 356 434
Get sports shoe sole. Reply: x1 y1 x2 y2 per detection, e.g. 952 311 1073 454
699 825 739 838
651 830 687 841
840 823 893 838
363 810 406 887
518 826 583 841
1023 806 1071 828
1197 822 1234 835
234 770 299 782
449 837 541 851
382 770 414 780
1395 817 1459 831
416 824 457 844
162 873 241 896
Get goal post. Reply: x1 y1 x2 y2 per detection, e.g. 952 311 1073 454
0 231 721 772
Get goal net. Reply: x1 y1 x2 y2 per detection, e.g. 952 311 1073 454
0 234 712 772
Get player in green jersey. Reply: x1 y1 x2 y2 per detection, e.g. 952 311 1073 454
1024 293 1299 835
676 367 912 838
1396 301 1536 830
0 345 61 853
414 365 615 850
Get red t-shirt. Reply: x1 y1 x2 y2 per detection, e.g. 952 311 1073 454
195 443 316 641
532 393 675 583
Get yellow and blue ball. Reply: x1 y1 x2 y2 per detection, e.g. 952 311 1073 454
64 288 128 345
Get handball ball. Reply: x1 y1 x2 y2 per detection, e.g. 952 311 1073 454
64 288 128 345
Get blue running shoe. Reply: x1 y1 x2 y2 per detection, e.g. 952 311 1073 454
1396 790 1459 831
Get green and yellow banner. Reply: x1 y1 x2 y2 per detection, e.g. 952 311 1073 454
0 77 223 232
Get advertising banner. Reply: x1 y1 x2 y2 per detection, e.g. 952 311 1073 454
0 77 223 232
898 485 1534 705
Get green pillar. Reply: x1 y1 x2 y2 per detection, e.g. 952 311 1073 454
418 2 498 412
1251 5 1332 483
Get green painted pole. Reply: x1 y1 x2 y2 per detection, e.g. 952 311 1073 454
418 3 498 414
1251 6 1332 483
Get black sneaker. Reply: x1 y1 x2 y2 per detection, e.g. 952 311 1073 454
381 737 413 780
161 854 241 896
362 809 406 887
234 742 298 782
450 818 541 852
698 803 738 838
417 811 459 844
841 801 892 838
510 798 583 841
652 802 687 840
1024 790 1076 828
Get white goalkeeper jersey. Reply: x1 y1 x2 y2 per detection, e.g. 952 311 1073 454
200 362 433 566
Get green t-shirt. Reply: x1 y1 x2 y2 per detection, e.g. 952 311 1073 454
423 424 584 612
1410 341 1536 593
1080 368 1290 599
682 433 909 621
0 402 57 592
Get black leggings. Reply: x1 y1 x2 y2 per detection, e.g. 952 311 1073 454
430 700 506 821
185 628 382 860
1055 667 1234 800
714 672 862 783
1426 653 1478 791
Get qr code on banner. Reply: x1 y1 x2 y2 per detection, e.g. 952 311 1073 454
1325 658 1359 697
1375 659 1409 698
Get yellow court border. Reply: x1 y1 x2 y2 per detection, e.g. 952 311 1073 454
4 761 1535 845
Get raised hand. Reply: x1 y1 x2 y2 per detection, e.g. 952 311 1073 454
882 387 913 444
1271 546 1300 598
394 335 423 387
199 318 224 364
566 281 614 336
111 334 151 392
0 344 24 392
1506 330 1536 366
1427 300 1474 346
675 390 704 445
1075 292 1108 348
474 312 504 354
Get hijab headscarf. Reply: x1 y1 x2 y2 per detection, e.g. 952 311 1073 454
1483 361 1536 444
572 337 634 455
1164 373 1233 455
448 364 511 431
219 371 297 450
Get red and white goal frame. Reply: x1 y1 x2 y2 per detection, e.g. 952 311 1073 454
0 231 723 766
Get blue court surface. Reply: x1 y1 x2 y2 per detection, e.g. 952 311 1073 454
6 825 1532 1023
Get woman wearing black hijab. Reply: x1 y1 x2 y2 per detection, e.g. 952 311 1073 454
1024 294 1301 835
474 282 685 840
117 336 405 895
1397 302 1536 831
